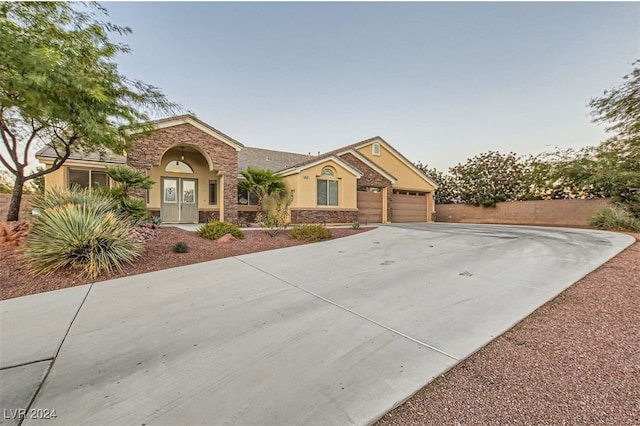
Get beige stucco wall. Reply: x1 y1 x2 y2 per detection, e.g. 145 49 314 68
147 147 219 214
356 141 437 222
38 158 113 190
283 159 358 210
356 143 435 192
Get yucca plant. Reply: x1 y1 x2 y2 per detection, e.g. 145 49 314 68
25 200 142 278
589 205 640 232
31 186 117 214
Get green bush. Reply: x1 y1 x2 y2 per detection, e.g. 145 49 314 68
197 221 244 240
119 196 148 224
173 242 189 253
589 205 640 232
25 202 142 278
351 220 361 229
289 224 332 242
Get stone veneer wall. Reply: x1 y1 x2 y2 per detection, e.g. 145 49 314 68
198 210 220 223
338 152 393 221
238 210 258 226
290 208 358 224
126 124 239 222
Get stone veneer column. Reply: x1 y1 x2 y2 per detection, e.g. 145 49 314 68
126 124 239 222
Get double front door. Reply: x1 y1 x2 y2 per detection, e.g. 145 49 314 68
161 177 198 223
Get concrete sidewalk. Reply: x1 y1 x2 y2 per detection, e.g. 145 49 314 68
0 224 633 425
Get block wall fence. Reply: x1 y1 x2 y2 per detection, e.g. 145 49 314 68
0 194 34 222
1 194 614 228
435 198 613 227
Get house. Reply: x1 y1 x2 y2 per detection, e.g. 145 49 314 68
36 115 437 224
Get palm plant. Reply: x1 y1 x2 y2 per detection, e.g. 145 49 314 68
238 167 286 223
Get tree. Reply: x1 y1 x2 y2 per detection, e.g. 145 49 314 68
589 60 640 143
450 151 526 207
414 162 459 204
104 165 155 224
0 2 178 221
238 167 286 223
588 60 640 215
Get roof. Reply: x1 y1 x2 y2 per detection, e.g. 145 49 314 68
270 137 393 181
134 114 245 151
343 136 439 189
35 146 125 164
278 155 364 179
239 147 311 172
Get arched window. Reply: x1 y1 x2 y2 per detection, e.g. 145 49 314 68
317 167 338 206
321 167 335 176
165 161 193 174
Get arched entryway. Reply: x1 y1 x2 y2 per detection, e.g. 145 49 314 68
148 145 221 223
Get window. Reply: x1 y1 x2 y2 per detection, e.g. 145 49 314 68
164 179 177 203
321 167 334 176
68 169 108 190
238 188 259 205
164 161 193 174
372 143 381 156
317 179 338 206
208 180 218 205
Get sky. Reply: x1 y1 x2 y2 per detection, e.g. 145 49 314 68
10 1 640 174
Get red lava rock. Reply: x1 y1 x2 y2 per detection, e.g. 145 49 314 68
216 233 238 243
130 225 158 243
0 226 373 301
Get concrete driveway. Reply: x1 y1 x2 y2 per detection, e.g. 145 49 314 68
0 224 633 425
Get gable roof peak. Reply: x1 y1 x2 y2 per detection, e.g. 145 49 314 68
134 114 245 151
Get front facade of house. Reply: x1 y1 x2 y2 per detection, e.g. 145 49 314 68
36 115 437 224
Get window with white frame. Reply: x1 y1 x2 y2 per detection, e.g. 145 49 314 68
317 167 338 206
372 143 381 156
68 169 109 190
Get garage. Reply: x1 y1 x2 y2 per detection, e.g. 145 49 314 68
392 190 428 222
357 189 383 223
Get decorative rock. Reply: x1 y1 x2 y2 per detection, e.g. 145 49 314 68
216 233 237 243
130 225 158 243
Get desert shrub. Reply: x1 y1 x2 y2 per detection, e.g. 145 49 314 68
31 186 117 214
118 196 148 224
589 205 640 232
352 220 360 229
25 202 142 278
289 224 332 242
149 215 163 228
197 221 244 240
173 241 189 253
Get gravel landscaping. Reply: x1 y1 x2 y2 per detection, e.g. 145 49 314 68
377 233 640 426
0 224 372 301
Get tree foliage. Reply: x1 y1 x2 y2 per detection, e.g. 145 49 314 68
102 165 155 224
415 162 458 204
238 167 286 222
589 60 640 143
0 2 178 220
420 61 639 211
450 151 526 207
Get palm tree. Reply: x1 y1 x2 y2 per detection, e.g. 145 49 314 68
238 167 286 222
